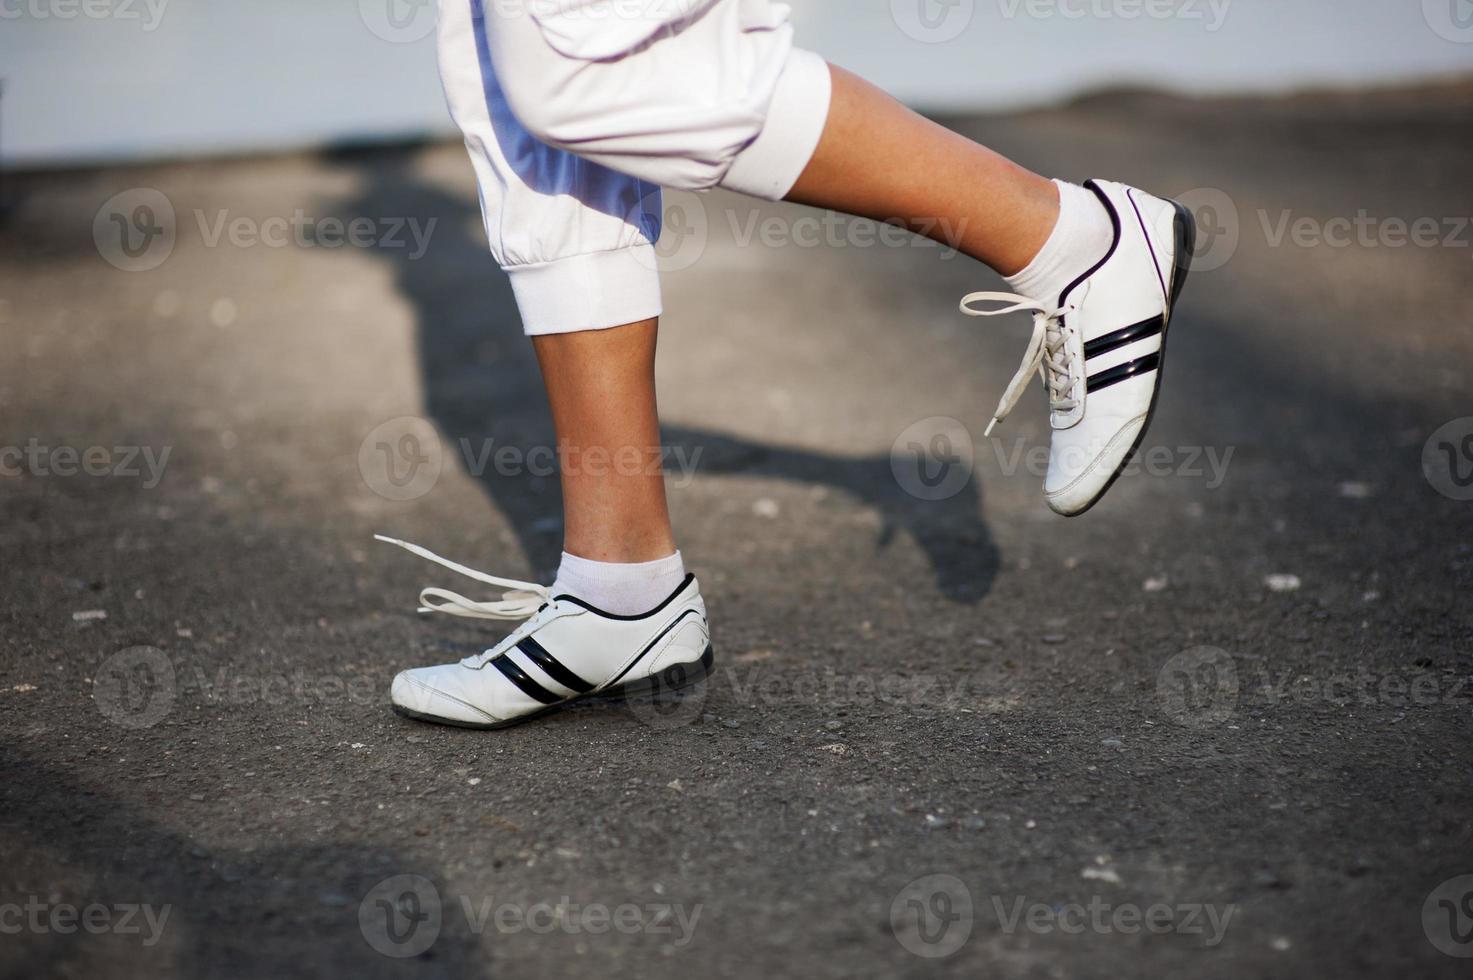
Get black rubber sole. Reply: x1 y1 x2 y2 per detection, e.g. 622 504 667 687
1064 198 1197 517
391 645 716 731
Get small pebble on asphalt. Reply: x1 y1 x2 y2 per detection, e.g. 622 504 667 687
1081 866 1122 884
1265 574 1302 592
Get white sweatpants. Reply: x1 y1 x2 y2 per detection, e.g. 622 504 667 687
436 0 832 334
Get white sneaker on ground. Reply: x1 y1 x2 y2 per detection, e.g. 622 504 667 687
375 536 713 729
961 179 1196 516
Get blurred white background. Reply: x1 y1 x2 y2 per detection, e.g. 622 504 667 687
3 0 1472 167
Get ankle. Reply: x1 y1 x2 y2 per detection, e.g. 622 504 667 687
1004 179 1112 305
992 173 1062 278
561 533 678 566
552 550 687 615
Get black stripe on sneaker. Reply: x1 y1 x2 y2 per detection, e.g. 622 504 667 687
1087 352 1161 393
517 637 594 694
1128 188 1171 303
553 573 695 621
1061 181 1124 308
1083 315 1163 361
491 655 563 704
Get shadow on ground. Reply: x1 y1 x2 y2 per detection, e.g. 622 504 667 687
0 750 483 978
317 144 1000 603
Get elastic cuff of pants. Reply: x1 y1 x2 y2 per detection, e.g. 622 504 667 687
720 47 832 202
506 245 664 335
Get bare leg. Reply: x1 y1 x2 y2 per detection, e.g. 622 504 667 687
531 68 1068 569
787 65 1059 277
532 318 676 564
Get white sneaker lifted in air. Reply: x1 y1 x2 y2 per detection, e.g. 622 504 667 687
962 179 1196 516
376 536 713 729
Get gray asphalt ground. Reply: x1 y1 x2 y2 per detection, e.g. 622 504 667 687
3 79 1472 979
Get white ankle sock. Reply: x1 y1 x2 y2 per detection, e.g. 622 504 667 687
552 550 686 616
1005 179 1114 307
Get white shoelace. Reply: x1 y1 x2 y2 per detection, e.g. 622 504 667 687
959 291 1079 436
374 534 550 621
